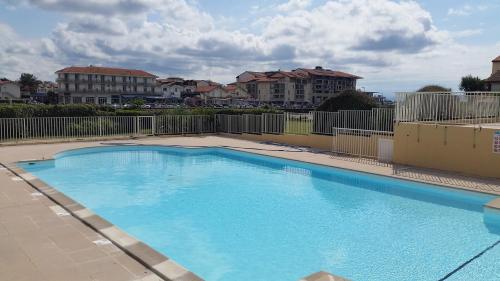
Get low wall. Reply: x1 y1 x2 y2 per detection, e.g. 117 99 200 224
222 133 333 151
394 123 500 178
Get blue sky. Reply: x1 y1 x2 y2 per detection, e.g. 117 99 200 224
1 0 499 96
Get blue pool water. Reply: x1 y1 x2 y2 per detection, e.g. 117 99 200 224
20 146 500 281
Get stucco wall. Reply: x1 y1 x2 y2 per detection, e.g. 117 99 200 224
393 122 500 178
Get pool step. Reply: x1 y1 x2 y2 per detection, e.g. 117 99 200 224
300 271 350 281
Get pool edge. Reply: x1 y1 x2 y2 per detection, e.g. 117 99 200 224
2 163 204 281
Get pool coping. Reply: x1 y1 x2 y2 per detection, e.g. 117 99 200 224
2 163 204 281
3 144 500 281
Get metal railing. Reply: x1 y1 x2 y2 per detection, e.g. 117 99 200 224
242 114 262 134
262 113 284 134
156 115 214 135
0 115 215 143
285 112 312 135
395 92 500 125
216 114 243 134
313 108 394 135
331 128 394 164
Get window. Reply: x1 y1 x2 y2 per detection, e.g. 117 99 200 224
111 96 120 104
65 83 69 91
88 74 92 81
122 76 126 82
85 97 95 104
98 97 107 105
72 97 82 104
64 96 71 104
101 85 105 92
123 85 127 92
133 86 137 92
88 83 92 91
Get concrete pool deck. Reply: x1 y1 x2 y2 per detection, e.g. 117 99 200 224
1 135 499 281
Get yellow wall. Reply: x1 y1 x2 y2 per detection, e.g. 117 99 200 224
394 123 500 178
222 133 392 158
222 133 333 151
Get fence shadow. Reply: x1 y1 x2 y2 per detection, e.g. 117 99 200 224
393 165 500 194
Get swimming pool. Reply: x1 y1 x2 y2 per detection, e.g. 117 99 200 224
20 146 500 281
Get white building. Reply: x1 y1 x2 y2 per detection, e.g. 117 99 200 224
0 81 21 100
55 66 158 105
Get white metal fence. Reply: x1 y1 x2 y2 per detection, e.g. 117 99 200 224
155 115 215 135
313 108 394 134
0 115 215 143
331 128 394 164
395 92 500 125
285 112 312 135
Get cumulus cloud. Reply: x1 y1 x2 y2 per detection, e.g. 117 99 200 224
0 0 496 90
277 0 312 12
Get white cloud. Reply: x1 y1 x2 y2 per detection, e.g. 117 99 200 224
277 0 312 12
0 0 498 92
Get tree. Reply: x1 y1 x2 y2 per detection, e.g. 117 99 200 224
417 85 451 92
130 98 145 108
18 73 41 94
316 90 378 112
459 75 485 92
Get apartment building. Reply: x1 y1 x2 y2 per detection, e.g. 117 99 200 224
36 81 59 94
236 66 361 105
55 66 158 105
157 77 197 100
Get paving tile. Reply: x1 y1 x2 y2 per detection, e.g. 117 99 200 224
68 247 109 264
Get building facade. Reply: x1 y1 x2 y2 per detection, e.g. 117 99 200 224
485 56 500 91
0 81 21 100
55 66 158 105
235 66 361 105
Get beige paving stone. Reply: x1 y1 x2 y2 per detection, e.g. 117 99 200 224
68 247 109 264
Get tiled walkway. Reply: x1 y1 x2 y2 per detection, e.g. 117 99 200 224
0 167 163 281
0 135 499 281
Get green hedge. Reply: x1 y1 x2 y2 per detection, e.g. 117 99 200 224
0 104 281 118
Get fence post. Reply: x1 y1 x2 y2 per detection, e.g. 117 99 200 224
152 116 156 136
98 117 103 137
134 116 138 136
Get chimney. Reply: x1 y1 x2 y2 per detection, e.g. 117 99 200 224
315 66 323 70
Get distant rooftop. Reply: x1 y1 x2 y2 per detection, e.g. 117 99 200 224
56 66 157 78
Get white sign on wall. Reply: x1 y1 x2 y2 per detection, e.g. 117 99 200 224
494 131 500 154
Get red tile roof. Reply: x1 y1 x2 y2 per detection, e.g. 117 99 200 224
492 56 500 62
485 71 500 83
56 66 157 78
0 80 16 85
294 68 362 79
195 85 220 93
224 85 237 92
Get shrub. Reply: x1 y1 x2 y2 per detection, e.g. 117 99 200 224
317 90 378 112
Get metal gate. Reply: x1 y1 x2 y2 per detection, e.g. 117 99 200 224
331 127 394 165
137 116 154 136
